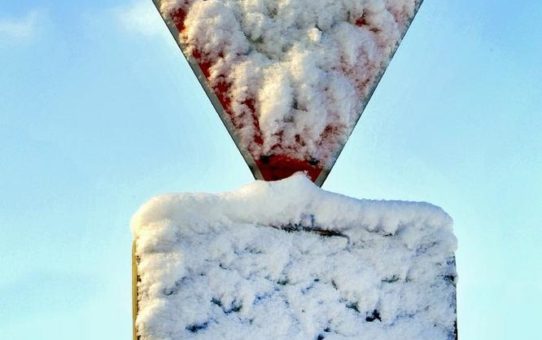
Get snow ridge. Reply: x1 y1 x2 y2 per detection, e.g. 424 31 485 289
133 174 457 339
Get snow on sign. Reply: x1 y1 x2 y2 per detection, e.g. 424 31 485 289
132 1 458 339
132 175 458 339
153 0 423 185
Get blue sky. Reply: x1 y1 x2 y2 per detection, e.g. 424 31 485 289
1 0 541 339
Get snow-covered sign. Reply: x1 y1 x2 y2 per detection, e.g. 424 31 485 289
132 174 457 339
134 3 458 339
153 0 423 185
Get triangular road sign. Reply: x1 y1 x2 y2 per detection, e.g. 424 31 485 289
152 0 422 186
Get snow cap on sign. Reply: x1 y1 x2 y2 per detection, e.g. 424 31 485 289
154 0 422 185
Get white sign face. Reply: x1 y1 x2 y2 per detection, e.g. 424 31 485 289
154 0 422 184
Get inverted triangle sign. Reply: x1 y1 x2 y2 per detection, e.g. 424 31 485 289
152 0 422 186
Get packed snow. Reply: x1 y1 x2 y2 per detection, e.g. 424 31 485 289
156 0 420 166
132 173 457 339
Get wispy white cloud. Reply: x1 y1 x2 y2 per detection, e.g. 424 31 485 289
0 10 43 41
115 0 165 37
